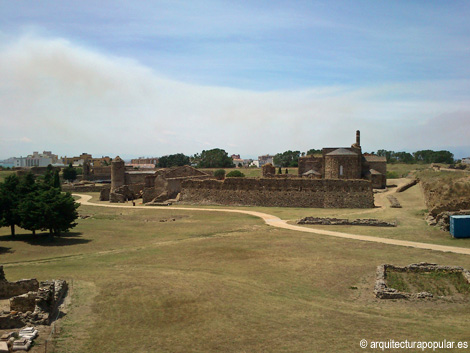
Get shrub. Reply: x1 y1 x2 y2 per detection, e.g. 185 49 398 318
214 169 226 180
226 170 245 178
386 171 400 179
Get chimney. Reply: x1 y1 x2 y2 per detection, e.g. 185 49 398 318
356 130 360 146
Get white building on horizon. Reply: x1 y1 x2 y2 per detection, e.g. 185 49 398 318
12 151 59 168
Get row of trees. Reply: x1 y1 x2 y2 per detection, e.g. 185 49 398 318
0 170 79 237
154 148 455 170
376 149 454 164
157 149 234 169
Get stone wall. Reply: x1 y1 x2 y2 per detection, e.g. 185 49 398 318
87 166 111 181
180 178 374 208
297 156 323 176
62 184 109 193
125 172 152 185
324 154 361 179
10 292 36 312
375 263 470 299
297 217 396 227
0 266 39 299
262 163 276 177
396 179 418 193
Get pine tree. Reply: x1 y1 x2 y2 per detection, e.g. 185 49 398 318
41 188 79 236
53 170 61 190
63 163 77 183
0 175 20 237
18 191 43 236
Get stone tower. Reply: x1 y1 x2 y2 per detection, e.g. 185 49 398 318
111 156 125 191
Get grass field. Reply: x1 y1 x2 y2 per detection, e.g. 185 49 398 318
2 175 470 352
0 170 15 182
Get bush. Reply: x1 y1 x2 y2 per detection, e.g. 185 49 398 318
386 171 400 179
226 170 245 178
214 169 226 180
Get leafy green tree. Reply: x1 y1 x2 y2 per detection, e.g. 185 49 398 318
273 150 300 167
394 152 414 164
306 148 322 156
197 149 234 168
53 170 61 190
158 153 190 168
18 190 43 236
226 170 245 178
0 175 20 237
40 188 79 236
63 163 77 182
44 165 53 187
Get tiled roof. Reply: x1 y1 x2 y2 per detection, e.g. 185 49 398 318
326 148 357 156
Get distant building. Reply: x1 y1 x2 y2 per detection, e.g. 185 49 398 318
462 158 470 165
231 154 241 160
13 151 59 167
62 153 92 166
297 130 387 188
130 157 159 165
232 158 253 168
258 154 274 167
61 153 111 167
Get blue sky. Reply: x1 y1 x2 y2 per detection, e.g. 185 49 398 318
1 0 469 159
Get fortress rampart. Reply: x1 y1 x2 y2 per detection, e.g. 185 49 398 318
180 178 374 208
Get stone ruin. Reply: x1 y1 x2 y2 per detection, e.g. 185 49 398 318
297 217 396 227
101 158 211 204
261 163 276 177
374 262 470 299
297 130 387 188
0 266 67 329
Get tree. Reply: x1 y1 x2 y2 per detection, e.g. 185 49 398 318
306 148 322 156
0 172 79 237
63 163 77 182
53 170 61 190
394 152 414 164
197 149 234 168
158 153 190 168
18 190 43 236
0 175 20 237
40 188 79 236
43 165 54 187
273 150 300 167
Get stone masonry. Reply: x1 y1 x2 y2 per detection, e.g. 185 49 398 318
0 266 67 329
180 178 374 208
374 262 470 299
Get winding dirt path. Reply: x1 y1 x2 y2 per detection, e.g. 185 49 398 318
74 193 470 256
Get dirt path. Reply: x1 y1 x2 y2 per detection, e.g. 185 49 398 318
74 193 470 256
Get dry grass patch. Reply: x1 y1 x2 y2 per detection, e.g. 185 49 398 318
4 191 470 352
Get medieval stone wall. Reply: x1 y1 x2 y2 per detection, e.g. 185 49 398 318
62 184 109 193
324 155 361 179
180 178 374 208
297 156 323 176
0 277 39 299
125 173 151 185
367 161 387 175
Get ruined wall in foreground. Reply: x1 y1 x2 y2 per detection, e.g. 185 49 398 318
180 178 374 208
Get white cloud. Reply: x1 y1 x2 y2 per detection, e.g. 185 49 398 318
0 34 469 159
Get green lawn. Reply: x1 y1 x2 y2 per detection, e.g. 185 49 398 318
0 170 15 182
2 187 470 352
